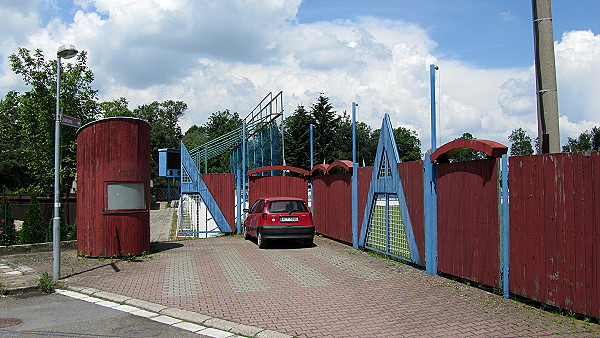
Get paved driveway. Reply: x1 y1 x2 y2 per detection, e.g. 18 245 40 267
5 236 599 337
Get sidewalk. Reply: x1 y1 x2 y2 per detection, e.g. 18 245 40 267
150 203 175 242
2 235 599 337
1 203 175 294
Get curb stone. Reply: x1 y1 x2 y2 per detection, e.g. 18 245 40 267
0 258 41 295
67 285 293 338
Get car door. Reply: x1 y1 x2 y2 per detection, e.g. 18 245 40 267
246 199 265 237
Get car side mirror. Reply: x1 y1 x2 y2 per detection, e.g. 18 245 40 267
243 208 250 213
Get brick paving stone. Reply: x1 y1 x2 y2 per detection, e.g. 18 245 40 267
3 236 600 337
164 252 200 297
213 246 268 292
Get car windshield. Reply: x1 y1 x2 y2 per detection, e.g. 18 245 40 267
267 200 307 213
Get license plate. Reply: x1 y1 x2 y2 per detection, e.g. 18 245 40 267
280 215 298 222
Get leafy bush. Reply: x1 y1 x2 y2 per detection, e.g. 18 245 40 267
45 206 70 242
0 196 17 246
19 194 46 244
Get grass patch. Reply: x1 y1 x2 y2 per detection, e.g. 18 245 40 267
169 209 178 240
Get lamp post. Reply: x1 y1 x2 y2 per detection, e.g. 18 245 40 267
54 44 78 281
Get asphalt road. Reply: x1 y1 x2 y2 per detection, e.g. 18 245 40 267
0 293 213 337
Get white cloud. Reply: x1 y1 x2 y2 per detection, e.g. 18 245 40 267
1 1 599 153
500 12 516 22
555 30 600 123
0 1 41 90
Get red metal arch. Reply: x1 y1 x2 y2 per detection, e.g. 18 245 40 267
430 139 508 163
310 160 355 175
310 164 329 175
326 160 354 173
247 165 309 176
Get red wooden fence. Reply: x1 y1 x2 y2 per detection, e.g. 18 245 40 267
357 167 373 236
436 158 500 287
312 173 352 242
509 152 600 317
217 150 600 318
397 161 425 264
203 174 235 228
248 176 309 207
311 168 373 244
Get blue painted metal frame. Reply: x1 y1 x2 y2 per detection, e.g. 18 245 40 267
358 114 421 265
236 168 242 234
351 102 359 249
180 142 233 233
424 64 439 275
424 153 438 274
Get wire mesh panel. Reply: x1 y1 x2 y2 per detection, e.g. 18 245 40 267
365 194 387 252
365 194 411 261
387 195 411 260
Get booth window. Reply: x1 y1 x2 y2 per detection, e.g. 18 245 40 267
106 182 146 211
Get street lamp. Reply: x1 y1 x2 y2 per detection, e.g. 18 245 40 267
54 44 78 281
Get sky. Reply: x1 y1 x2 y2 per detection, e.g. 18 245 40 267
1 0 599 151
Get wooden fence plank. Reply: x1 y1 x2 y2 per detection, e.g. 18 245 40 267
509 152 600 317
436 159 499 287
397 161 424 263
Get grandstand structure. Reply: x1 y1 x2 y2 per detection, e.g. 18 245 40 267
177 92 286 237
188 91 285 177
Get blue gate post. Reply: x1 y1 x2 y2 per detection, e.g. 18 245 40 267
237 168 242 234
242 121 247 210
425 64 439 275
351 102 359 249
424 154 438 275
310 124 314 170
501 153 510 298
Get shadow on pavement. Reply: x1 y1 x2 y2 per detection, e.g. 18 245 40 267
246 238 316 250
150 242 184 253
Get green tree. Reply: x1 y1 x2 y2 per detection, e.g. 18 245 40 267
99 97 132 118
19 194 46 244
182 125 210 150
449 133 487 162
311 95 340 164
0 48 98 194
0 92 32 192
284 105 313 169
356 121 376 166
131 100 187 181
182 110 242 173
371 126 422 163
205 110 241 173
393 127 422 162
562 127 600 152
593 127 600 150
0 196 18 246
283 97 379 168
331 111 352 162
508 128 534 156
202 110 242 140
563 131 592 152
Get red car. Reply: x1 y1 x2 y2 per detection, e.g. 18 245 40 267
243 197 314 248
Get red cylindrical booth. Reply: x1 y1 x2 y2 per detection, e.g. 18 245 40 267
76 117 151 257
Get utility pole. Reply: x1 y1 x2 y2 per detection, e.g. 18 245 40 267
532 0 561 153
